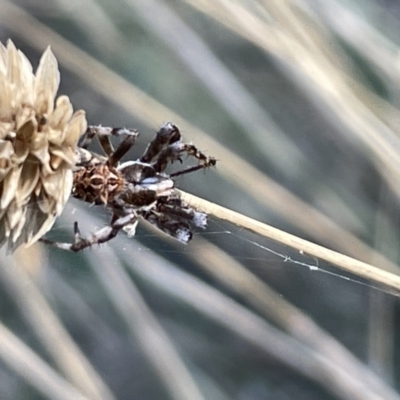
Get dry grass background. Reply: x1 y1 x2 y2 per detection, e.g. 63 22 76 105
0 0 400 399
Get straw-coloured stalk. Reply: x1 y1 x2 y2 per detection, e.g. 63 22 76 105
0 40 87 252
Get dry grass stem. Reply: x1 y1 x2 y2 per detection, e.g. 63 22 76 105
180 190 400 292
0 254 115 400
0 321 89 400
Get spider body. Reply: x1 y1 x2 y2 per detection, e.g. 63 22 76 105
42 123 215 251
72 163 125 205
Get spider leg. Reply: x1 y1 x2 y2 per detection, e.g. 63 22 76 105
141 196 207 243
140 122 181 164
169 158 216 178
98 136 114 158
153 141 216 174
40 213 137 252
80 125 139 158
107 135 138 167
139 122 216 175
79 126 98 150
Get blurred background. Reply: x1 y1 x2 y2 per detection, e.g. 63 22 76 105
1 0 400 399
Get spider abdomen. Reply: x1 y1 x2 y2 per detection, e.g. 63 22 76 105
73 164 124 205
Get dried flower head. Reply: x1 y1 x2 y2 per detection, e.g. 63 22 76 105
0 40 87 252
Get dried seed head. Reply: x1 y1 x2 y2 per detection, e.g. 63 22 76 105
0 40 87 252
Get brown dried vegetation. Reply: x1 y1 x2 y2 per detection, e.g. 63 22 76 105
0 40 86 251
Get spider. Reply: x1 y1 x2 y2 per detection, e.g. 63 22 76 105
41 122 216 252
